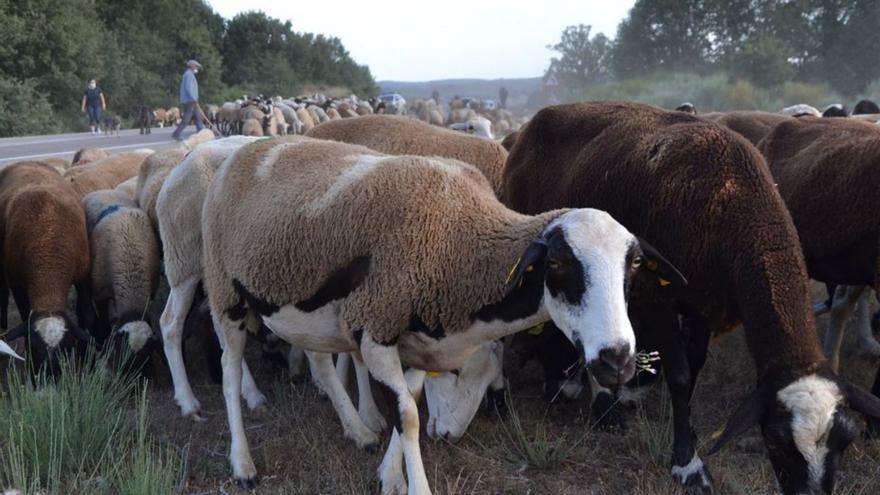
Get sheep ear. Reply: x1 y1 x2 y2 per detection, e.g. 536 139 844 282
506 240 547 294
0 340 23 360
708 389 764 455
844 382 880 419
638 237 688 287
3 322 27 342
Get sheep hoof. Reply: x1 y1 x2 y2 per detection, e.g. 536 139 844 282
234 476 258 490
244 391 267 411
188 411 207 423
672 456 715 495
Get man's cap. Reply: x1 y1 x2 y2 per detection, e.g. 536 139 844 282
186 59 202 69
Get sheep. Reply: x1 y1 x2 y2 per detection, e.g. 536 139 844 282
201 137 684 491
166 106 181 126
326 107 342 120
758 116 880 385
780 103 821 117
82 184 161 377
500 130 519 151
204 104 220 125
356 102 373 115
241 118 263 137
40 157 70 174
218 102 241 135
63 149 153 198
135 149 188 229
0 161 93 376
502 101 880 495
854 99 880 115
675 102 697 114
71 147 110 166
296 107 316 133
306 114 509 197
822 103 848 117
153 108 167 128
274 102 299 134
262 110 280 137
701 111 790 145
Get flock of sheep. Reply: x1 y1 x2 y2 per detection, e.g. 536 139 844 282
2 96 880 495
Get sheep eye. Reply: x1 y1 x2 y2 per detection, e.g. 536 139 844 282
548 259 562 270
632 256 643 269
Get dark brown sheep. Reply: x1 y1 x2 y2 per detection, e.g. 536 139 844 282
701 111 790 146
306 114 509 196
0 161 93 376
503 101 880 495
500 130 519 151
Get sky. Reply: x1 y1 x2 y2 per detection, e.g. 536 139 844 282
208 0 635 82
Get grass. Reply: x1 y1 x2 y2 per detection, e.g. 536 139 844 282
496 391 570 472
635 384 673 469
0 350 181 494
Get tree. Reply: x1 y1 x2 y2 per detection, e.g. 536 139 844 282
547 25 612 87
729 35 793 88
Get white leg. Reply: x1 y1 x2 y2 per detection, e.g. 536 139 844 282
159 278 202 418
361 338 431 495
287 344 306 377
354 353 387 433
381 369 426 495
824 285 865 372
241 359 267 410
306 350 379 449
217 313 257 486
855 289 880 357
336 352 351 389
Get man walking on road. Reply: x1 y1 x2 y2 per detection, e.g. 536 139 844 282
171 59 204 141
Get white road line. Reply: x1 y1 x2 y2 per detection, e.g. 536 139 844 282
0 140 177 163
0 129 174 148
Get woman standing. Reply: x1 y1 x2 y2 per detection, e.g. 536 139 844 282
81 79 106 134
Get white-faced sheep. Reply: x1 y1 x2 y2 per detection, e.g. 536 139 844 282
306 114 509 196
63 150 153 198
0 161 92 376
201 137 683 491
82 183 161 377
503 101 880 495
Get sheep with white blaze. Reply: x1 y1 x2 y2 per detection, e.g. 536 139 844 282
201 137 685 492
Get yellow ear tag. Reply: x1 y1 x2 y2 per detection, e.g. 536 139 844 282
525 265 534 272
659 278 671 286
527 323 545 336
425 371 442 378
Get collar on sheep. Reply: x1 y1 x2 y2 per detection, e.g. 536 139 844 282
88 204 122 233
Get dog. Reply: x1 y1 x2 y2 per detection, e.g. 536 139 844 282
101 114 122 137
135 105 154 134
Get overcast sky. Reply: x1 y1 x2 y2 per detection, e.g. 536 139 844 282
208 1 635 81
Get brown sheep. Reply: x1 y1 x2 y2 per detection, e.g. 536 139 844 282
0 161 92 375
135 149 188 229
71 147 110 166
241 118 263 137
39 157 70 174
702 111 791 146
306 114 508 196
500 130 519 151
63 150 153 198
503 101 880 495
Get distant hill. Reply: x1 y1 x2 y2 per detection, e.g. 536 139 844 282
379 78 541 107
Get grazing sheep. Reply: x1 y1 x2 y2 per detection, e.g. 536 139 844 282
71 147 110 166
218 102 241 135
854 99 880 115
356 102 373 116
0 162 92 375
780 104 821 117
64 150 153 198
202 137 683 491
822 103 848 117
296 108 316 133
166 106 181 126
241 118 263 137
40 157 70 174
135 149 188 229
82 185 160 377
503 101 880 495
204 104 220 125
153 108 167 128
326 108 342 120
306 114 509 196
702 111 790 145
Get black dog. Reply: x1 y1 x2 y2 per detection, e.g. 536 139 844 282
135 105 154 134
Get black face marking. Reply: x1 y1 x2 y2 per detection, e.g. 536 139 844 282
622 243 642 302
472 259 545 323
233 279 279 317
761 405 808 495
408 314 445 340
295 256 371 312
545 227 588 305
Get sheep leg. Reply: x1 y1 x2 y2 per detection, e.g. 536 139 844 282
287 344 306 377
353 352 387 433
380 369 426 495
216 311 257 488
868 365 880 437
855 289 880 357
362 337 431 495
646 305 714 495
823 285 865 372
160 278 203 418
306 350 379 449
240 356 267 410
335 351 351 389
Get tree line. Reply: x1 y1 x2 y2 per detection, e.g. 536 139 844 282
0 0 377 136
548 0 880 98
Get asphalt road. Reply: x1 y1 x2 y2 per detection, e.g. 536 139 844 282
0 126 204 165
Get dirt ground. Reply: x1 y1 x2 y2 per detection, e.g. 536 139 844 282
2 282 880 494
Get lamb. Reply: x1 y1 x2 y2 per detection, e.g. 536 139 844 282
82 183 161 377
701 111 790 145
0 161 92 375
306 114 509 196
202 137 684 491
241 118 263 137
71 147 110 166
63 149 153 198
503 101 880 495
757 117 880 398
854 99 880 115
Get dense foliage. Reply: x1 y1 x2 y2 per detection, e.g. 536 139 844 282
0 0 377 136
549 1 880 100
